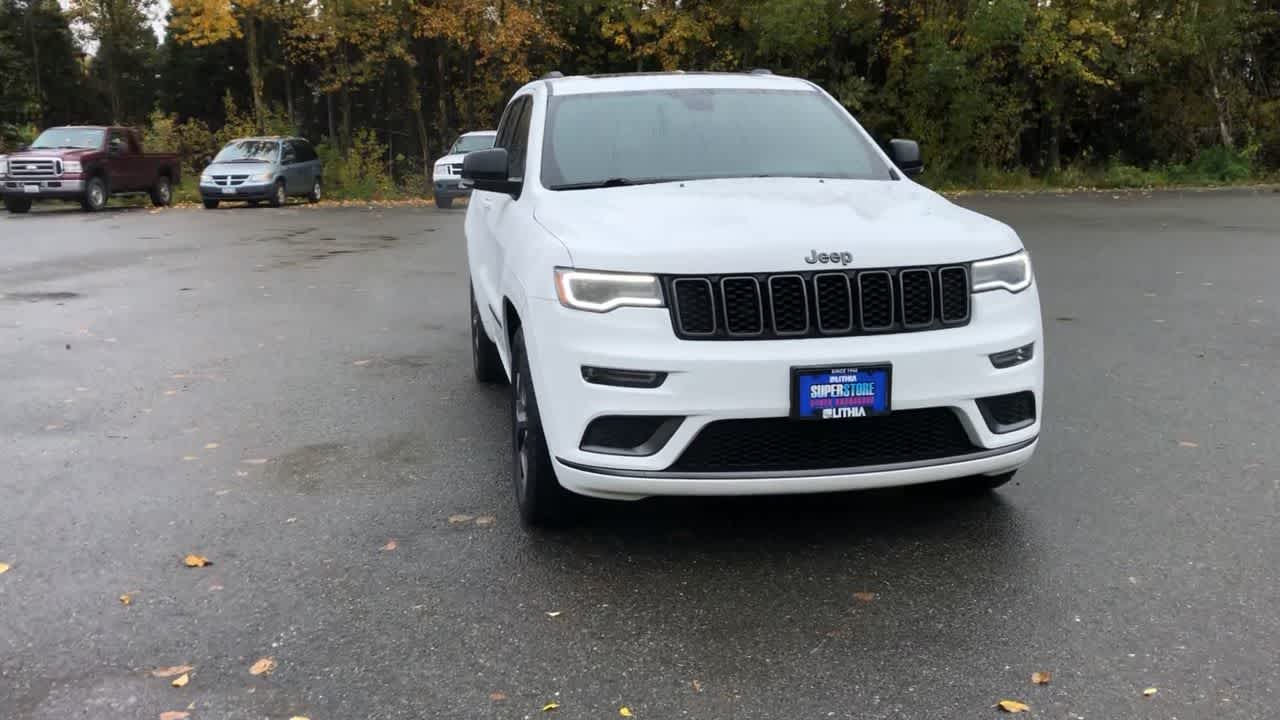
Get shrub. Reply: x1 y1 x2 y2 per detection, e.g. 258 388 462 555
317 129 393 199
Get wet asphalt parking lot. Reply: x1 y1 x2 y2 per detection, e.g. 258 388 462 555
2 189 1278 720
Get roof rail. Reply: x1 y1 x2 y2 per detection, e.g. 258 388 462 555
748 68 772 75
541 71 564 79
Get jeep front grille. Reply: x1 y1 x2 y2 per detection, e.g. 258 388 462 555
664 266 970 340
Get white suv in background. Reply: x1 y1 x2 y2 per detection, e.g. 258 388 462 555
464 71 1043 526
432 130 497 209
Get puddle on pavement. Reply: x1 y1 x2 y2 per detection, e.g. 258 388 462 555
3 291 81 302
268 433 432 494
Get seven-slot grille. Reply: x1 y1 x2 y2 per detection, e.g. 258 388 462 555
665 266 970 340
209 174 250 187
9 158 61 179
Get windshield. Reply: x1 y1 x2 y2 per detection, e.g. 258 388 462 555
214 140 280 163
30 128 105 150
449 134 495 155
542 89 893 189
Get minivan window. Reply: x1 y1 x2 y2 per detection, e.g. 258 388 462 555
541 89 893 189
214 140 280 163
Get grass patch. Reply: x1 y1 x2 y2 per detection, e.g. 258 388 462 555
931 146 1269 192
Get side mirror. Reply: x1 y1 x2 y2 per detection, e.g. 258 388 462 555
462 148 520 195
887 139 923 177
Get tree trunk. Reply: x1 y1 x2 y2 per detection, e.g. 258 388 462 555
340 85 352 154
326 92 337 147
407 67 431 184
246 16 265 133
25 1 43 120
284 65 295 130
1209 61 1232 147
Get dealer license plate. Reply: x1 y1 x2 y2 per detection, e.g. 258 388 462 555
23 184 39 194
791 365 892 420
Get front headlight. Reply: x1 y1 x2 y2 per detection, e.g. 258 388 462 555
63 160 82 174
972 250 1032 293
0 157 8 176
200 173 213 183
251 171 273 182
554 268 665 312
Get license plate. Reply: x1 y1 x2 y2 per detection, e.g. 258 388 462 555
23 184 39 194
221 187 236 195
791 365 892 420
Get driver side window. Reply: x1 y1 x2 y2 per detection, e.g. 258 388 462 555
108 131 128 155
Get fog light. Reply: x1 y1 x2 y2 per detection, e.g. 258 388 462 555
989 343 1034 369
581 366 667 388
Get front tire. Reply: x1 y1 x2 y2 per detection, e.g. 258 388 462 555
81 176 107 212
4 197 32 214
150 175 172 207
269 180 286 208
511 329 575 527
308 178 322 203
471 288 506 384
435 195 453 209
202 199 219 209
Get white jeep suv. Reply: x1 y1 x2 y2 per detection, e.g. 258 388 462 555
464 71 1043 526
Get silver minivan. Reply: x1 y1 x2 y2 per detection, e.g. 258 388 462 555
199 137 322 209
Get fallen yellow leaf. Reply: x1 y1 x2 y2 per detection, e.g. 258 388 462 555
489 691 508 702
1143 687 1158 697
620 707 634 717
150 665 194 678
546 611 562 618
249 657 277 676
119 593 134 606
353 359 371 366
996 700 1030 713
182 456 198 461
382 539 398 551
542 702 560 712
289 717 310 720
691 679 702 693
183 554 211 568
204 442 220 449
1031 671 1051 685
475 515 496 526
852 591 877 602
1178 441 1199 448
170 673 190 688
159 712 190 720
0 562 10 574
448 514 475 524
242 458 269 465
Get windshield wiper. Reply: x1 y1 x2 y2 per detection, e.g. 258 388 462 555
550 177 685 191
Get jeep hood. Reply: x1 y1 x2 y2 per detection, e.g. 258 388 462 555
533 178 1024 274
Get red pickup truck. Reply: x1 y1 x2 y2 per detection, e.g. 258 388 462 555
0 126 181 213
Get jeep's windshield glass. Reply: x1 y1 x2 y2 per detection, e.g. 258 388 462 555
450 134 496 154
541 89 893 190
214 140 280 163
30 128 105 150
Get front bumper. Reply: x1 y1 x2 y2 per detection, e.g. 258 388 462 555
433 177 470 198
200 182 275 201
521 285 1044 500
1 178 85 199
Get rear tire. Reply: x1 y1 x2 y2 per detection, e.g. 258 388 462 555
202 199 219 210
471 287 506 384
81 176 107 212
308 178 322 203
150 175 172 207
435 195 453 209
269 180 286 208
4 197 32 214
511 329 575 527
